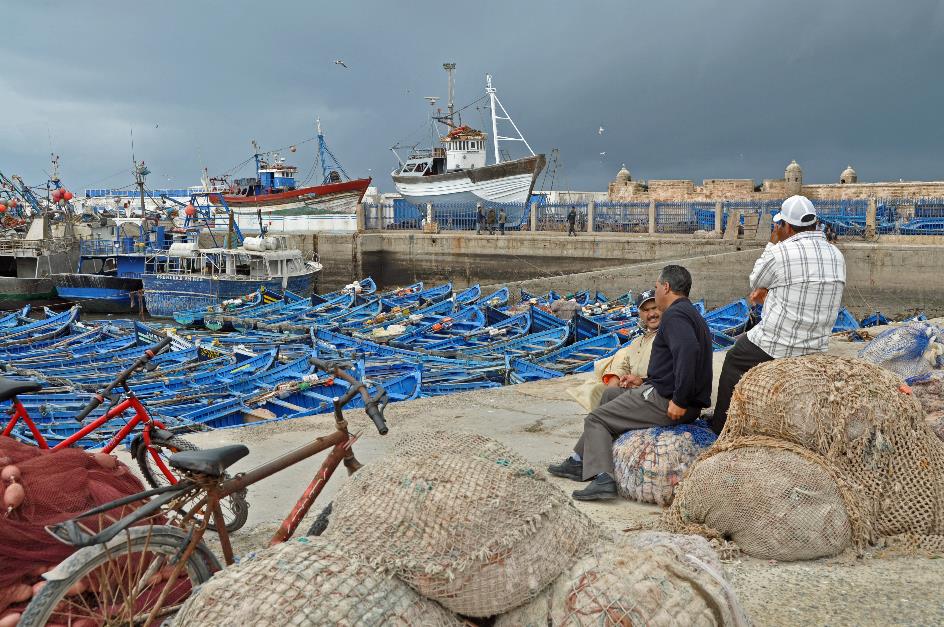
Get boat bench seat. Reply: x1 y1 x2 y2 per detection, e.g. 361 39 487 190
0 377 43 403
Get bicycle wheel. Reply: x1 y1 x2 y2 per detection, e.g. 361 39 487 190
136 435 250 533
19 525 219 627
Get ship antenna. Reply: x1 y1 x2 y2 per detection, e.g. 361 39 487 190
443 63 456 127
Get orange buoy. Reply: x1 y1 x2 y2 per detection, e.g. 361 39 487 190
184 204 197 217
62 190 73 201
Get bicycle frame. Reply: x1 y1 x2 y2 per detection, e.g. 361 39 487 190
1 393 178 482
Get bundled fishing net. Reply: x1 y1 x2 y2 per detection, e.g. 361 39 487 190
909 371 944 441
0 437 145 617
325 433 599 617
857 321 944 379
695 354 944 554
393 429 530 465
174 536 464 626
612 421 717 506
667 441 856 560
544 533 750 626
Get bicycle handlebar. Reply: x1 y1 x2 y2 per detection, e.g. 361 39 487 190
309 357 389 435
75 336 174 422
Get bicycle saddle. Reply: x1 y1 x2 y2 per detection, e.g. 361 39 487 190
0 376 42 403
169 444 249 477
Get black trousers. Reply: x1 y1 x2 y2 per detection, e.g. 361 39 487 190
712 334 773 434
567 221 576 235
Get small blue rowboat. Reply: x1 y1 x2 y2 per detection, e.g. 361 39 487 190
832 307 860 333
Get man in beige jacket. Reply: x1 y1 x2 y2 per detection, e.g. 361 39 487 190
568 290 661 411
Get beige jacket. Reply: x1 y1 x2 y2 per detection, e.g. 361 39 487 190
567 330 657 411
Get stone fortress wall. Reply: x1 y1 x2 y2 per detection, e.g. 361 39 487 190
608 161 944 202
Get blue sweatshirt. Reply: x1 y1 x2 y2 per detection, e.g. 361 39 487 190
646 297 712 415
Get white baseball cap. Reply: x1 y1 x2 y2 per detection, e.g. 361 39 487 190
774 195 817 227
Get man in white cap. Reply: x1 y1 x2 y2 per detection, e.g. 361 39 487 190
711 195 845 434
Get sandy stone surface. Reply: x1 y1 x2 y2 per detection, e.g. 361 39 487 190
154 347 944 627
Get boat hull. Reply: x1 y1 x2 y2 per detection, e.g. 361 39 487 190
141 270 319 318
392 155 546 204
51 274 144 314
0 277 58 308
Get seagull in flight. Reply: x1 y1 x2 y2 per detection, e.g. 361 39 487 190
333 59 349 69
598 126 605 135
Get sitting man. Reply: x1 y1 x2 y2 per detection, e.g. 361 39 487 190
568 290 661 411
549 265 713 501
711 195 845 434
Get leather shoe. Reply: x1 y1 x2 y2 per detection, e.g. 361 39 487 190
572 474 618 501
547 457 584 482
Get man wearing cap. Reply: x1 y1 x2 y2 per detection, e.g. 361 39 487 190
549 265 713 501
568 290 661 411
710 195 845 434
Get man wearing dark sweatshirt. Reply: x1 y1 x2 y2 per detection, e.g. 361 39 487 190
548 265 713 500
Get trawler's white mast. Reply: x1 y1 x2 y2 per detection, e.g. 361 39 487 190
486 74 535 165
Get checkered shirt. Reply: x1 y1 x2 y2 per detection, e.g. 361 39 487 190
746 230 846 359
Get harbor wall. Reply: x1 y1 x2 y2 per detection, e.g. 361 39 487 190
317 232 756 292
487 241 944 317
201 230 944 316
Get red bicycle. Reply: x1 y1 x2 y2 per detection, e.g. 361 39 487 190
0 336 249 531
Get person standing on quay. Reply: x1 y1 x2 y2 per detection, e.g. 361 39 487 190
498 207 507 235
476 203 485 235
567 206 577 236
486 206 497 234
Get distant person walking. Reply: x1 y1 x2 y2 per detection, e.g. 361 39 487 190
711 195 846 435
498 208 507 235
567 206 577 236
476 203 485 235
486 207 497 234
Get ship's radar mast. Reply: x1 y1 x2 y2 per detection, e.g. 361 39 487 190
443 62 456 126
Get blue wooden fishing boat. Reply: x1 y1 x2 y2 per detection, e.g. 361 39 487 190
520 289 561 306
520 332 621 374
454 284 482 306
463 325 570 360
476 287 509 309
860 312 889 327
383 282 453 308
832 307 860 333
703 299 751 336
0 306 80 347
174 289 266 326
390 306 488 350
421 310 532 354
506 356 564 384
572 313 607 342
530 305 566 333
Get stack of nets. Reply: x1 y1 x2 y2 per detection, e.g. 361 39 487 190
323 431 599 617
909 371 944 440
857 321 944 380
667 354 944 559
0 437 145 618
174 536 465 626
612 420 717 506
496 532 750 626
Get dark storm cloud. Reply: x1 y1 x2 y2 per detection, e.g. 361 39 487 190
2 0 942 193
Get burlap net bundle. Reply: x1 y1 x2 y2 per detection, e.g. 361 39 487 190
612 422 717 506
325 432 599 618
174 536 465 626
496 532 750 627
666 354 944 558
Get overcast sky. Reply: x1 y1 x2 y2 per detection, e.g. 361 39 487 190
3 0 942 195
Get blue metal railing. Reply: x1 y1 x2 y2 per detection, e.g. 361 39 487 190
537 203 588 233
593 201 649 232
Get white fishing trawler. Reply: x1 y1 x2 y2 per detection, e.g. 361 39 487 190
391 65 545 205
